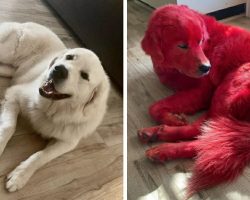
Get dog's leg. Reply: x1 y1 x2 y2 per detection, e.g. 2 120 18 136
138 124 200 143
149 78 213 125
6 139 77 192
0 23 21 65
0 95 19 156
146 140 198 162
138 115 206 143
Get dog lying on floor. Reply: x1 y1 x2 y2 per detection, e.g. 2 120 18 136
141 4 250 125
0 22 109 192
139 4 250 197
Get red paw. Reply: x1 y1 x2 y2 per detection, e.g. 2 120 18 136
146 147 167 163
137 126 160 143
160 113 188 126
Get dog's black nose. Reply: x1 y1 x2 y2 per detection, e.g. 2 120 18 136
199 64 211 74
51 65 68 81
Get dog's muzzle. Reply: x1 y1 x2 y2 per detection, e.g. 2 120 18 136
50 65 68 82
39 65 71 100
199 63 211 75
39 79 71 100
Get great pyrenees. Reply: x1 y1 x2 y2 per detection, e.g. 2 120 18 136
0 22 110 192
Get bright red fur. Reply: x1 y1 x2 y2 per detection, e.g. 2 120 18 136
139 4 250 198
142 5 250 125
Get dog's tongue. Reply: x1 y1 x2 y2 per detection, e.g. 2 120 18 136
39 79 71 100
42 79 54 94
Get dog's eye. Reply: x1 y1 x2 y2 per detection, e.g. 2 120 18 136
178 44 188 49
66 55 74 60
80 71 89 81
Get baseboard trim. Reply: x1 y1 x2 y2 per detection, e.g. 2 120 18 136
137 1 246 20
208 4 246 20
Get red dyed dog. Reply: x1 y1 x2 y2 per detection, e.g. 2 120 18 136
139 4 250 197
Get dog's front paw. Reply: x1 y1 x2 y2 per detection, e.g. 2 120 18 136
146 146 167 163
160 113 188 126
6 162 33 192
137 126 162 143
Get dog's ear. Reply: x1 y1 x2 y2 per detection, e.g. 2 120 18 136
82 77 110 113
49 57 58 68
86 88 97 105
141 31 164 63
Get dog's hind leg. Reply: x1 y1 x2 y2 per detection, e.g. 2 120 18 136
0 23 26 78
0 87 20 156
0 22 22 65
149 78 213 125
138 115 206 143
146 140 198 162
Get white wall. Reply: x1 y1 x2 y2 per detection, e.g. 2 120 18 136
140 0 246 13
177 0 246 13
140 0 176 8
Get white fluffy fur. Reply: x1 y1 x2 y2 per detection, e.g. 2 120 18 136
0 22 110 192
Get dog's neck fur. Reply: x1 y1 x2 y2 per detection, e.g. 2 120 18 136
201 15 228 53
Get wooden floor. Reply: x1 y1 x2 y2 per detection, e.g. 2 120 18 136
128 1 250 200
0 0 123 200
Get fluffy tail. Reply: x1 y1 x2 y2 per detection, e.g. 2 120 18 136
187 117 250 198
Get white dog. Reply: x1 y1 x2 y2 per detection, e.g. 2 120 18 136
0 22 110 192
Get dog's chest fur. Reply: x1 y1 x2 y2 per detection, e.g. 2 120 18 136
29 109 82 141
19 95 96 141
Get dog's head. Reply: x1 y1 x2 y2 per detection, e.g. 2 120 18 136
39 48 108 105
142 5 211 78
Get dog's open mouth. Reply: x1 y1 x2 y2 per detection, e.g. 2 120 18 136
39 79 71 100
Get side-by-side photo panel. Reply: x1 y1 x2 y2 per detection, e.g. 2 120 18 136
0 0 123 199
128 0 250 199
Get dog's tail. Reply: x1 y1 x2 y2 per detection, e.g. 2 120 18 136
187 117 250 198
